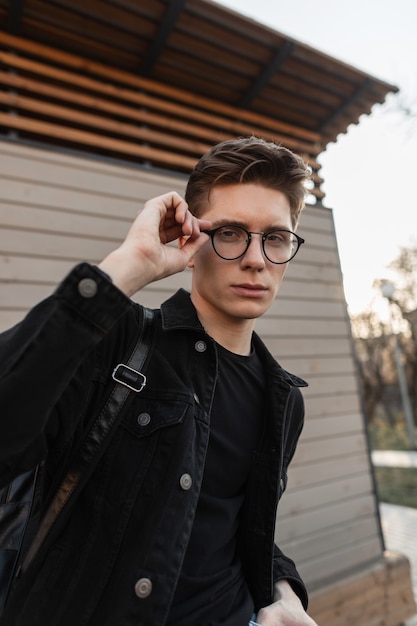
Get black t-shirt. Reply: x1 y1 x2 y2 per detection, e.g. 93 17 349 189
168 343 265 625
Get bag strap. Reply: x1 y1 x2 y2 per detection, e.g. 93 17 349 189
21 307 155 574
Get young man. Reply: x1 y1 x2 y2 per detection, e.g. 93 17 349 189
0 137 318 625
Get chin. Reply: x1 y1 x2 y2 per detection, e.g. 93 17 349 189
232 303 270 320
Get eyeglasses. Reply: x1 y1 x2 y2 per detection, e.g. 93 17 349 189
202 225 305 264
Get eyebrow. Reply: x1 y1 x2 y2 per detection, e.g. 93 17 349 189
211 219 292 231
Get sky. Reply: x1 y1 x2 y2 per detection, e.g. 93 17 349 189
217 0 417 314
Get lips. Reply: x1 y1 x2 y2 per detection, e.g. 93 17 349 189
232 284 268 297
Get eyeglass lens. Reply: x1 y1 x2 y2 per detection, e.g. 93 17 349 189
211 226 299 263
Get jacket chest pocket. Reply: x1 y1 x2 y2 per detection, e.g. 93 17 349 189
121 393 193 439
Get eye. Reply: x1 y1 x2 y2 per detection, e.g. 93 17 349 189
265 231 290 246
216 226 246 242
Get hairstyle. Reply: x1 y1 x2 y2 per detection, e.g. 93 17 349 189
185 136 311 228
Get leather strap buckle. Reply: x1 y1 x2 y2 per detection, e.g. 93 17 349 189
112 363 147 393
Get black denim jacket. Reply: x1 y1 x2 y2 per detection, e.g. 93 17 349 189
0 263 308 626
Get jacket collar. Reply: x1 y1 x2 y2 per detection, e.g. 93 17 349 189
161 288 204 332
160 289 307 388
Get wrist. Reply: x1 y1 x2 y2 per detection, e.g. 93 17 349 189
273 579 303 606
98 250 153 297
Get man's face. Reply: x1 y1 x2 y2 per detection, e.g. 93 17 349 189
189 183 293 326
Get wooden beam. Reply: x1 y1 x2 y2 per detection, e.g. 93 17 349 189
319 78 374 133
141 0 187 75
7 0 26 35
239 41 295 108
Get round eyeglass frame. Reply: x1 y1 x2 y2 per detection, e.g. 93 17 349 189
202 225 305 264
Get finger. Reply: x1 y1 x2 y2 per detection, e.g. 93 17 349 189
183 215 212 240
179 231 210 259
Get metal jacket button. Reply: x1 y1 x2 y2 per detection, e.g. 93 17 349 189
194 340 206 352
179 473 192 490
134 577 152 598
78 278 98 298
137 412 151 426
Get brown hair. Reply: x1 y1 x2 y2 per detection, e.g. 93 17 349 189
185 136 310 228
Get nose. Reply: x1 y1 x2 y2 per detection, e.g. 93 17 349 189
240 233 266 269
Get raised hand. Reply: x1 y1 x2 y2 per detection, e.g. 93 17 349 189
98 191 212 297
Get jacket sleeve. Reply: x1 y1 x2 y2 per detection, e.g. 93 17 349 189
272 545 308 610
0 263 133 483
273 385 308 609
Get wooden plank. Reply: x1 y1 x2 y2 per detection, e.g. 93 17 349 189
304 372 359 396
0 142 188 198
168 30 263 78
302 388 361 408
294 433 367 465
284 516 380 563
0 179 141 220
256 316 348 336
275 265 343 287
178 11 273 67
0 113 198 169
283 246 342 266
0 69 234 145
298 206 336 231
281 355 357 377
280 474 374 516
25 0 153 44
275 278 345 300
266 336 352 358
22 18 140 70
295 229 338 249
257 82 331 121
0 255 192 294
277 494 376 539
300 411 364 439
0 256 77 284
0 32 322 143
0 282 55 308
0 228 116 262
0 53 319 157
0 91 212 156
288 452 369 488
267 297 348 319
0 204 131 239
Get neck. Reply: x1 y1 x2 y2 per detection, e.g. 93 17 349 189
191 297 256 356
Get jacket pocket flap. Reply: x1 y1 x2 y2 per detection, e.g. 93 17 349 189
121 396 192 437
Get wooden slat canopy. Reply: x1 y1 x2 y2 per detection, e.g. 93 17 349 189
0 0 397 201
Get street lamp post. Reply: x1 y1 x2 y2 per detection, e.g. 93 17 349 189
380 280 416 450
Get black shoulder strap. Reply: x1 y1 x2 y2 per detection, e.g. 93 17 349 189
21 307 155 574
